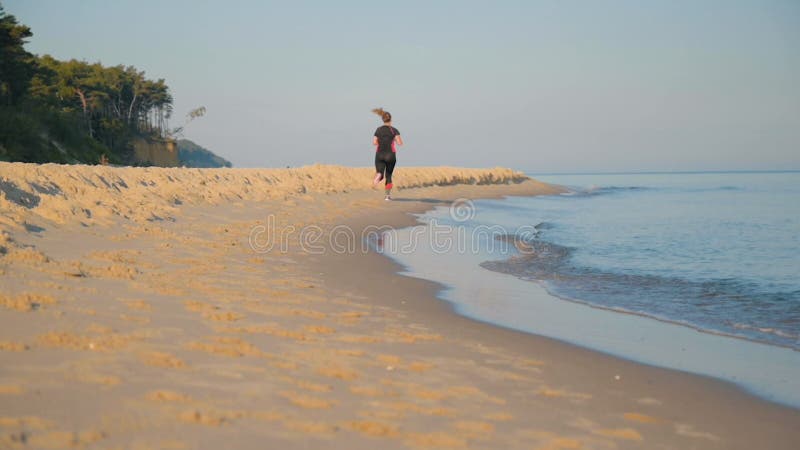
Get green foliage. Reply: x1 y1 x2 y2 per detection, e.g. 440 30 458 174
0 5 182 165
0 105 48 162
0 4 35 105
0 103 111 164
31 56 174 142
177 139 232 168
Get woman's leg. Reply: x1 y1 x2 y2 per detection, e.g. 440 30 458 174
384 155 396 195
374 155 386 187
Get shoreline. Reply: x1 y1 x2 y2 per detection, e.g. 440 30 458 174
1 165 799 448
383 217 800 409
372 192 800 408
305 182 800 447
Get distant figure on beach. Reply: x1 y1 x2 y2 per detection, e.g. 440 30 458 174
372 108 404 201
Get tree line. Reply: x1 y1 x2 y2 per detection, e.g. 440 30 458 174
0 4 179 164
32 56 174 142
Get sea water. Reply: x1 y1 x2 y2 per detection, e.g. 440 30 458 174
379 171 800 407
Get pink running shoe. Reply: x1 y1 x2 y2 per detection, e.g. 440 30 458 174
372 173 383 188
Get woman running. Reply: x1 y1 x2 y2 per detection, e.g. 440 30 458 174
372 108 404 200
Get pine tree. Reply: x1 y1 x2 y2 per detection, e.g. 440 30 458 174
0 5 35 105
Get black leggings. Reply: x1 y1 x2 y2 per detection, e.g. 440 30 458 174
375 151 396 187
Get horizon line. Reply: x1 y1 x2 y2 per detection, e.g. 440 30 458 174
526 169 800 176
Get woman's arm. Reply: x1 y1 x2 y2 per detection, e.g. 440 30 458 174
395 135 404 146
373 136 379 146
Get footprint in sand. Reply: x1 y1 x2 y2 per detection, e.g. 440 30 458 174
146 390 192 403
623 412 666 425
140 351 187 369
345 421 401 439
316 364 360 381
178 409 241 427
452 421 495 440
0 292 56 312
536 386 592 402
37 330 138 352
0 341 29 351
482 412 514 422
280 391 336 409
122 299 152 312
203 311 245 322
186 336 264 358
280 377 332 393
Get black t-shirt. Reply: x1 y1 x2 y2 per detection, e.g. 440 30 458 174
374 125 400 153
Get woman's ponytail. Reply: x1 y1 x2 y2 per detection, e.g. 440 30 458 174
372 108 391 123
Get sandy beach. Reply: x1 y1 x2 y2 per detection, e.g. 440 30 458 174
1 162 798 450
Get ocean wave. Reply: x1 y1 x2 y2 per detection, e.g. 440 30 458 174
682 185 744 193
481 233 800 350
560 185 652 197
730 322 800 340
532 282 800 350
560 185 743 197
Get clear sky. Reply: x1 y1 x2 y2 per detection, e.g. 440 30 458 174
5 0 799 171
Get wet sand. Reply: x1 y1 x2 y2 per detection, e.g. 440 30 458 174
1 162 798 449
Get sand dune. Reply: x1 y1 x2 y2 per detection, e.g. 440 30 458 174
0 162 529 228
